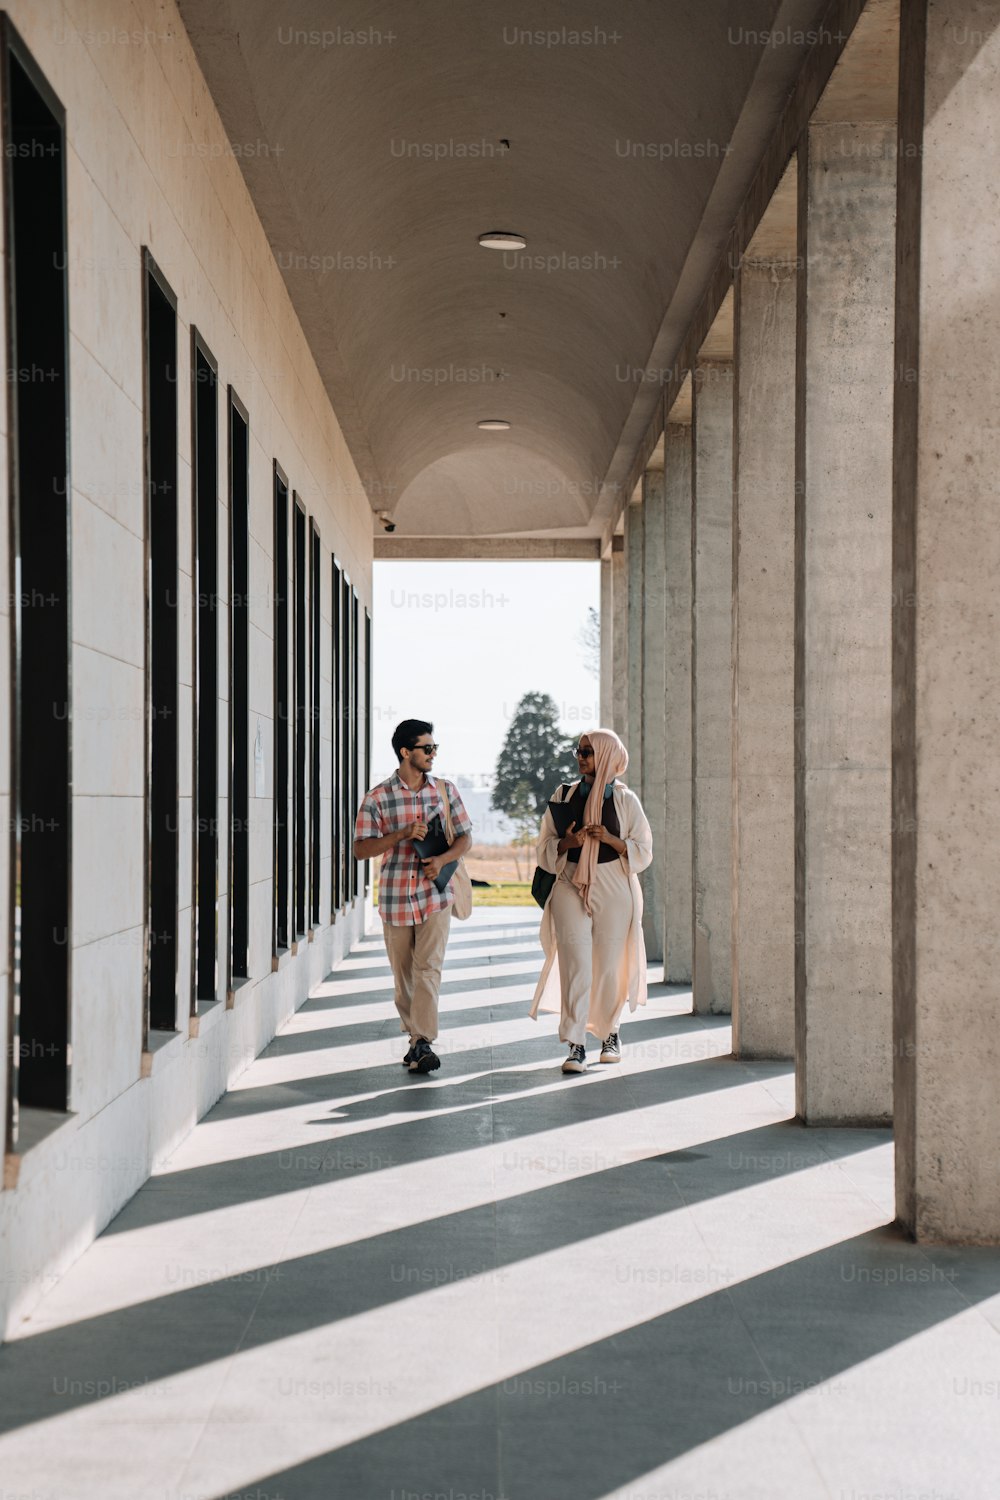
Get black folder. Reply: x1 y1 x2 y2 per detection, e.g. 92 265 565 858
547 787 581 837
410 817 458 893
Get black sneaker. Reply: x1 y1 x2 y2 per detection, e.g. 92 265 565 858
401 1044 417 1068
562 1042 587 1075
408 1039 441 1074
599 1031 621 1064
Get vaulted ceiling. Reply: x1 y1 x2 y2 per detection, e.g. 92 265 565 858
179 0 834 543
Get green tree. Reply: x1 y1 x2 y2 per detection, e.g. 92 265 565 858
507 779 539 881
579 605 600 678
491 692 577 821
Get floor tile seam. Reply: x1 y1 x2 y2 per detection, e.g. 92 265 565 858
708 1153 904 1500
247 1243 865 1458
149 1400 224 1500
715 1279 836 1500
189 1173 315 1457
613 1035 734 1119
205 1063 791 1143
906 1243 1000 1326
768 1397 839 1500
2 1170 900 1441
644 1078 797 1223
808 1133 898 1226
487 992 506 1417
758 1078 797 1114
170 1389 247 1497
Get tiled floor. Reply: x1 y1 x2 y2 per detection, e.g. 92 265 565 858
2 908 1000 1499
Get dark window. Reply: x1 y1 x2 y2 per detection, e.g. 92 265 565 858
3 23 71 1123
228 390 249 985
331 557 342 915
191 332 218 1009
293 495 307 937
341 571 353 906
364 608 372 894
143 253 179 1037
309 519 321 926
273 464 289 955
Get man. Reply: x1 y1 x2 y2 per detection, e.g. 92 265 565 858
353 719 473 1074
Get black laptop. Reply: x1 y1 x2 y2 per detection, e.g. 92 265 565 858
410 817 459 894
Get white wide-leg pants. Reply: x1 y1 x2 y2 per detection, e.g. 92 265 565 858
548 859 632 1045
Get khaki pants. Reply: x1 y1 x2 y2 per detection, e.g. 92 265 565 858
549 860 632 1045
382 906 452 1042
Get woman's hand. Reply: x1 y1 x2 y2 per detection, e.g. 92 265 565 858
556 820 586 855
582 823 626 855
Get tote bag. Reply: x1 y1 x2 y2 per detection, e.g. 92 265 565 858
438 778 473 920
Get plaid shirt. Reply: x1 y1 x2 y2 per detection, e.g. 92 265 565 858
355 771 473 926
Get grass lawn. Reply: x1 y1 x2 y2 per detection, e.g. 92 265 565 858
372 878 535 909
472 881 534 908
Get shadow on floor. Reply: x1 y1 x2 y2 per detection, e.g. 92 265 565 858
98 1024 760 1236
0 1119 897 1439
210 1226 1000 1500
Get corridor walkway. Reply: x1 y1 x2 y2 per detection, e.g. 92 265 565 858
1 910 999 1499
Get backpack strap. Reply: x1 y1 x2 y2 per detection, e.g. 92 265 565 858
437 777 456 842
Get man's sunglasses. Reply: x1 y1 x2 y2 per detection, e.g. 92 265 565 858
410 742 439 754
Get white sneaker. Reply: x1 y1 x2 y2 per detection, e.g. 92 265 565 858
599 1031 621 1064
562 1043 587 1074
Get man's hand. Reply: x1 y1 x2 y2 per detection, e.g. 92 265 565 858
355 817 429 862
421 853 446 880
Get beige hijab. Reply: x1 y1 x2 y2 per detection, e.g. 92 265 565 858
570 727 630 914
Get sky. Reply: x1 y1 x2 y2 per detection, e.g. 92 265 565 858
371 559 601 799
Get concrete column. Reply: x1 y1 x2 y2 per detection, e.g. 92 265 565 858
795 121 895 1124
663 423 693 983
691 361 733 1014
625 498 644 794
599 556 613 727
894 2 1000 1241
732 263 797 1058
610 537 627 734
640 470 666 962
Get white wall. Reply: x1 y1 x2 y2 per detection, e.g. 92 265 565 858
0 0 374 1337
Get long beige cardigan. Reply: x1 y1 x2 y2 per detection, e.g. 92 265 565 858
529 779 654 1022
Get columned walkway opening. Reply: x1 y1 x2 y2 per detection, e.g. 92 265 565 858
2 3 1000 1492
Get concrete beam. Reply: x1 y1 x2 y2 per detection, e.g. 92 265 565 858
374 537 601 561
604 0 873 552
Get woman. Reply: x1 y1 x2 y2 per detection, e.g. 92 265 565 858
530 728 653 1073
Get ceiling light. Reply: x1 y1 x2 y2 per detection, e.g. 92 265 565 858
477 419 511 431
478 231 526 250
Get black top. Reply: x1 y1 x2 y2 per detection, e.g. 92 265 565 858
563 781 621 864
